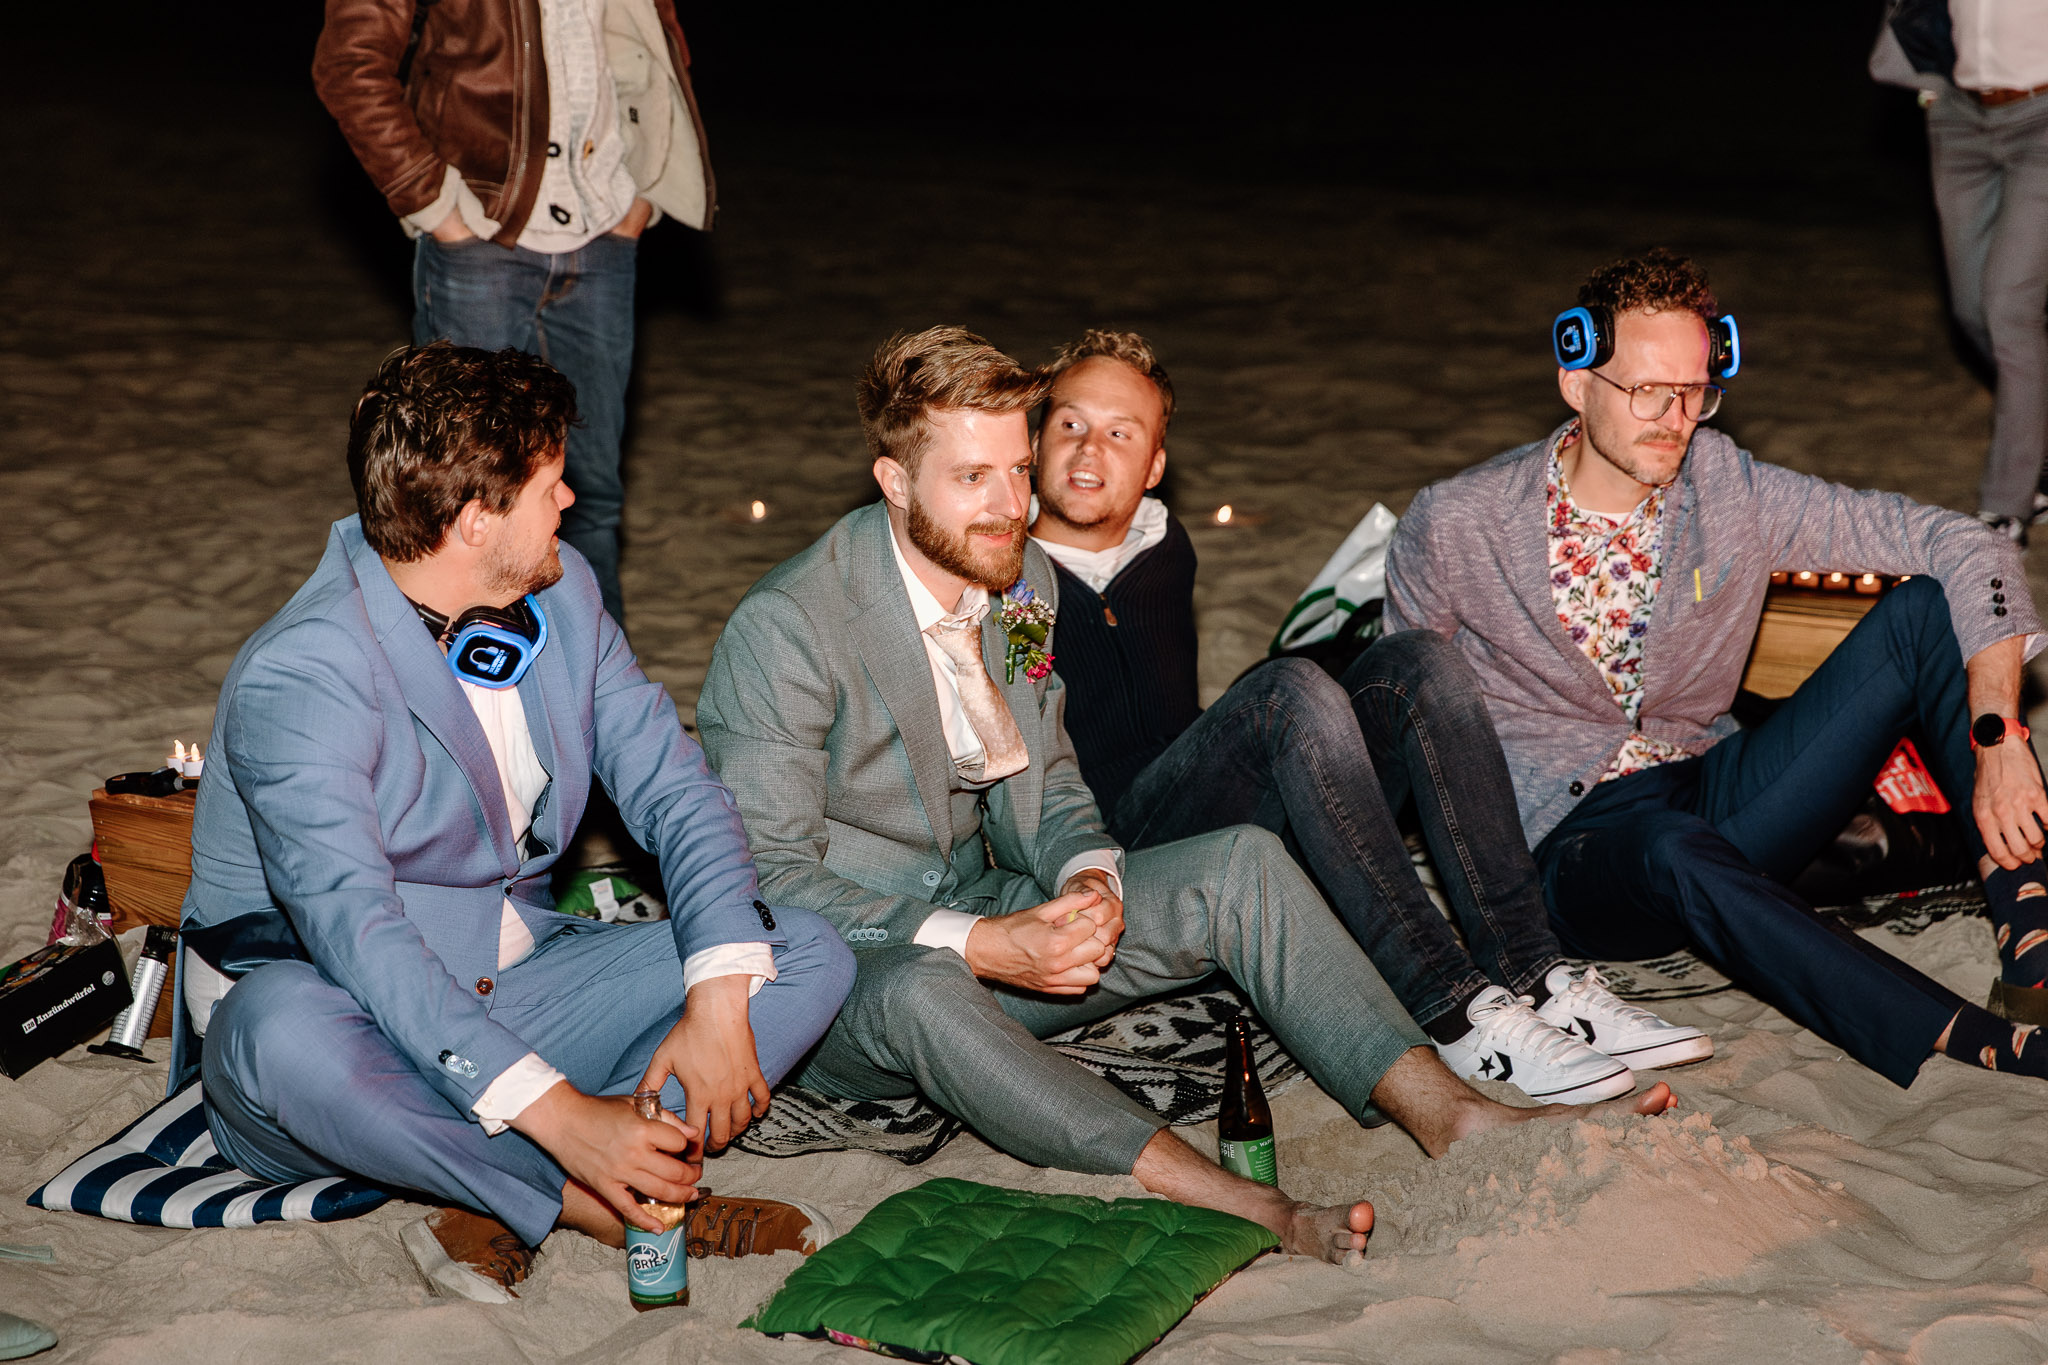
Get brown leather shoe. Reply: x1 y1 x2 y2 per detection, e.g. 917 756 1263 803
400 1207 537 1303
654 1193 833 1258
1987 978 2048 1027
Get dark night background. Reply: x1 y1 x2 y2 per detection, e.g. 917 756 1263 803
15 2 1935 275
18 9 2048 1359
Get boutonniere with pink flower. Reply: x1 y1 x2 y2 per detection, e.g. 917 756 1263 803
996 579 1055 683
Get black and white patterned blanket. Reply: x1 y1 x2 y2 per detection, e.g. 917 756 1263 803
732 987 1306 1164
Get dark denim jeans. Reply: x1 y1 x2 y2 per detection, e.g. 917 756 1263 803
1535 576 1977 1087
1111 631 1563 1033
413 233 638 622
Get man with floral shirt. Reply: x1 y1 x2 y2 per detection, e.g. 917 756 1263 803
1385 248 2048 1087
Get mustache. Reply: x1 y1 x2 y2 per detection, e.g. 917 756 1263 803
966 518 1025 537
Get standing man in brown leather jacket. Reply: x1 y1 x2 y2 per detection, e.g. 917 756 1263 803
314 0 715 624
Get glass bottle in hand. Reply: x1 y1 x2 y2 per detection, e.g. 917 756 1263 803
625 1089 690 1309
1217 1015 1278 1186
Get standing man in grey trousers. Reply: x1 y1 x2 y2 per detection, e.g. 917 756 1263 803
697 326 1674 1264
1879 0 2048 541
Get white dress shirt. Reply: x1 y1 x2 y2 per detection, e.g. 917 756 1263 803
886 525 1122 960
462 681 773 1133
1951 0 2048 91
1028 496 1170 593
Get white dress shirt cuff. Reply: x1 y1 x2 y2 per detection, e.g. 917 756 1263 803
913 909 984 958
1055 851 1124 903
682 942 777 997
471 1053 569 1135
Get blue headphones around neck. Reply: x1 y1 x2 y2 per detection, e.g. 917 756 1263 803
411 594 548 690
1552 304 1741 380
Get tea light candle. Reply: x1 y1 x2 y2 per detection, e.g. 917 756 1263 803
1769 571 1789 586
1823 572 1849 592
169 740 185 772
1854 573 1882 596
182 743 204 781
1793 571 1819 589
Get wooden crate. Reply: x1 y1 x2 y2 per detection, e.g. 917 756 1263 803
1737 582 1883 700
87 786 194 1039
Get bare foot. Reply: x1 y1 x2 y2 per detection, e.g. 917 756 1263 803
1374 1049 1678 1157
1282 1199 1374 1264
1449 1080 1674 1147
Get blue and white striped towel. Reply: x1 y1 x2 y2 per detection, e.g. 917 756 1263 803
27 1080 387 1227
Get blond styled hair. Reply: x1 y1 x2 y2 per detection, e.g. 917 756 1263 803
856 326 1048 473
1046 329 1175 435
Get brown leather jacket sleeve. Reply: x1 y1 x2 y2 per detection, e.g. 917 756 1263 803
313 0 449 220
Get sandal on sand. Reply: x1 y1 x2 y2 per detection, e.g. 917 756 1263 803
1987 978 2048 1028
0 1312 56 1361
401 1207 537 1303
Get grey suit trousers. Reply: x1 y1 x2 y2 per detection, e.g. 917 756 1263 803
794 825 1428 1174
1928 84 2048 518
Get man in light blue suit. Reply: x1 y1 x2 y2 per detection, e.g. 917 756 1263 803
180 343 852 1300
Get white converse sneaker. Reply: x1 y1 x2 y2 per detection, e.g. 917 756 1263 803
1536 963 1714 1070
1436 985 1635 1104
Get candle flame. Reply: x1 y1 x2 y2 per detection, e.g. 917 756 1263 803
749 500 767 521
173 740 186 764
190 743 202 763
1214 504 1234 526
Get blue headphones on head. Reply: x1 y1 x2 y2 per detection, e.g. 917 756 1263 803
411 595 549 690
1552 304 1741 380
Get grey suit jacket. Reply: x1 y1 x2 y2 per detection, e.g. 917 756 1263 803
697 502 1117 949
1383 422 2039 846
178 517 780 1105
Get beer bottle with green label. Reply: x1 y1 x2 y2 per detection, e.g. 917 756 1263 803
1217 1014 1278 1185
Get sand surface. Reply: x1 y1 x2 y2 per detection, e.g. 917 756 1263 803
9 85 2048 1363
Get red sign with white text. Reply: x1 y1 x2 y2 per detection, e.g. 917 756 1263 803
1874 738 1949 815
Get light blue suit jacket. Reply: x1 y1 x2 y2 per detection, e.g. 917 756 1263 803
177 516 783 1108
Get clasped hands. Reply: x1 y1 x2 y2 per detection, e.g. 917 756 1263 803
511 974 767 1232
963 869 1124 994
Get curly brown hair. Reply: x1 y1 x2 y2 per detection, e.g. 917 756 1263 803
857 326 1048 475
1045 329 1176 434
1577 247 1719 322
347 342 577 563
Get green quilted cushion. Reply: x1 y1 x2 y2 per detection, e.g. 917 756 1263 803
744 1178 1278 1365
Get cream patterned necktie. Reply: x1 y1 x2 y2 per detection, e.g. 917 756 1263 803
925 618 1029 783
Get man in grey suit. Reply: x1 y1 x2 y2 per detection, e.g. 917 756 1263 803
1384 249 2048 1088
699 326 1672 1262
183 344 852 1300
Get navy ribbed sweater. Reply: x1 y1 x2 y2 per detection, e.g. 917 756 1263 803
1044 514 1202 820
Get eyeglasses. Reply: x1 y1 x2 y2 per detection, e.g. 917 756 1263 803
1587 370 1723 422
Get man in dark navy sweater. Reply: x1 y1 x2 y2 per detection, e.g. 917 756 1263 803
1031 330 1712 1104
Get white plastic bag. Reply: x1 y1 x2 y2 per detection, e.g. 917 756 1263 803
1268 503 1398 653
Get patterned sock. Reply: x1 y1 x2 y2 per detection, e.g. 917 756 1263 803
1946 1003 2048 1080
1984 859 2048 986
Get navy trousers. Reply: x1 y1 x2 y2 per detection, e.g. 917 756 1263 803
1535 577 1981 1087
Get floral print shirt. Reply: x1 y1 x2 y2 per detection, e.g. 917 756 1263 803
1546 422 1690 780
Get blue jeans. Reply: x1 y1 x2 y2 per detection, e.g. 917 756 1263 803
1536 577 1977 1088
1112 632 1564 1034
413 233 639 621
201 908 854 1246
